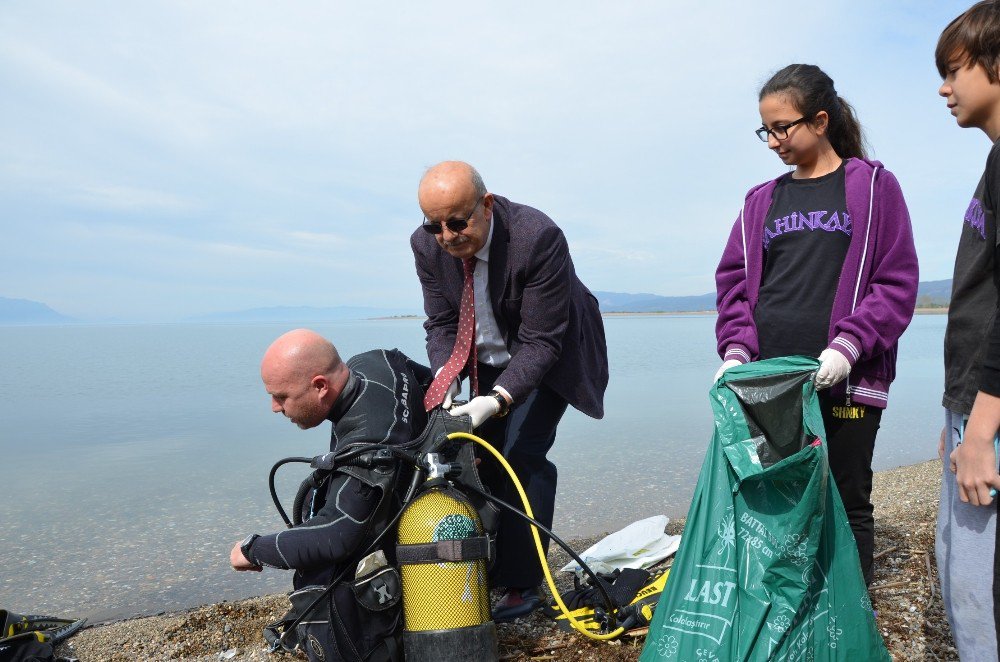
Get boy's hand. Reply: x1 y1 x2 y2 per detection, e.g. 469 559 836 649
939 426 946 460
952 391 1000 506
951 436 1000 506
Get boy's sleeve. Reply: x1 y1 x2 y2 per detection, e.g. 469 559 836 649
979 144 1000 396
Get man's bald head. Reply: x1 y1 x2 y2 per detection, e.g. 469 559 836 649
261 329 349 429
418 161 492 260
418 161 486 205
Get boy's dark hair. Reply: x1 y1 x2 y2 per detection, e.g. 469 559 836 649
936 0 1000 83
759 64 867 160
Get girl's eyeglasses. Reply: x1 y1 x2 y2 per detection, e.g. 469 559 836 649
755 117 809 142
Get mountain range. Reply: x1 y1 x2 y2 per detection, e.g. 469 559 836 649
0 297 77 324
0 279 954 325
594 278 951 313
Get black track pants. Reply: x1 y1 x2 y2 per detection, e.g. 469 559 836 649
819 391 882 586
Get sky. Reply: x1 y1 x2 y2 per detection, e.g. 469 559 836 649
0 1 988 321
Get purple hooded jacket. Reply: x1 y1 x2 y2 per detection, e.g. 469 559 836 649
715 158 919 408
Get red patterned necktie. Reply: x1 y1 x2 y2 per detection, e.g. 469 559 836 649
424 257 479 411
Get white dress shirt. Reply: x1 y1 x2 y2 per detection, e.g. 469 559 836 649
473 217 512 369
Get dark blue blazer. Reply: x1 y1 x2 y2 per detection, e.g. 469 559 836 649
410 195 608 419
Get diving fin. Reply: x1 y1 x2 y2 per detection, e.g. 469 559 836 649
0 611 87 645
612 568 669 631
544 568 670 636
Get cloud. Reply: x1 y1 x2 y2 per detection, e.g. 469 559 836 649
71 185 192 212
0 1 979 319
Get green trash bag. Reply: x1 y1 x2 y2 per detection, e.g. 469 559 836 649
639 356 889 661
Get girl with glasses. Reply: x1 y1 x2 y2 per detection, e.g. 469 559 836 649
714 64 919 585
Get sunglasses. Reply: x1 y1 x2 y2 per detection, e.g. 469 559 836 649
421 196 483 234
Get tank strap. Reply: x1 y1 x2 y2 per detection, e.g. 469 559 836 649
395 536 491 564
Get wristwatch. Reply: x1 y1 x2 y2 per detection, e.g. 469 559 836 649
240 534 260 563
490 390 511 418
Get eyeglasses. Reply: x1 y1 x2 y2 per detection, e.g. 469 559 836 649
755 117 809 142
421 197 484 234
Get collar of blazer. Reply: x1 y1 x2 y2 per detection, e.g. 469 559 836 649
486 198 511 305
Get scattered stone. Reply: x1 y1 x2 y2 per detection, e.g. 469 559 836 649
55 460 955 661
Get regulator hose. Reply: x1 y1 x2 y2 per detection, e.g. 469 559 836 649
446 432 627 641
270 446 419 528
268 457 311 528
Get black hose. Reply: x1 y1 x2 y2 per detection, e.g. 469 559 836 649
402 464 426 504
268 457 312 528
269 447 417 527
459 482 619 618
291 474 321 527
334 444 419 466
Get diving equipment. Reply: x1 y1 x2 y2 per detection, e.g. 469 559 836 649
0 611 86 646
262 410 642 660
544 568 671 634
396 454 497 662
0 610 86 662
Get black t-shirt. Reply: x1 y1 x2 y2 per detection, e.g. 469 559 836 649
945 139 1000 411
755 164 852 360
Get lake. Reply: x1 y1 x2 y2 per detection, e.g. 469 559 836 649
0 314 945 622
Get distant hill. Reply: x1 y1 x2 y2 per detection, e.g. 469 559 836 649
594 291 715 313
185 305 422 323
916 279 951 307
0 297 76 325
596 279 953 313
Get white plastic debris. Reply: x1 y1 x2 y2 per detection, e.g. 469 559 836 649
560 515 681 576
218 649 237 660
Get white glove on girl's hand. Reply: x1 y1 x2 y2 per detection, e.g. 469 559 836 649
442 378 461 409
815 349 851 389
714 359 742 383
448 395 500 428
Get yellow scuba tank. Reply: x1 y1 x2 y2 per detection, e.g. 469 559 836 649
395 453 498 662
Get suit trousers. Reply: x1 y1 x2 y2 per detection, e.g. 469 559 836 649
819 390 881 586
474 362 568 589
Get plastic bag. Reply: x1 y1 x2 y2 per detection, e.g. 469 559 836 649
640 356 889 661
560 515 681 576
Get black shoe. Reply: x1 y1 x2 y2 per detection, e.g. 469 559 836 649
491 587 544 623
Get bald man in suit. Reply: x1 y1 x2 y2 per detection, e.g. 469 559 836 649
411 161 608 621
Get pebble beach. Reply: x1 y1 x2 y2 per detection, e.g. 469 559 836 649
52 458 954 661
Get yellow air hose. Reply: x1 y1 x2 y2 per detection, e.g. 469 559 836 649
446 432 626 641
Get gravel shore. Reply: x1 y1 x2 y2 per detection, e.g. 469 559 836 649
56 459 953 661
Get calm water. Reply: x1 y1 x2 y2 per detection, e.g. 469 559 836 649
0 315 945 622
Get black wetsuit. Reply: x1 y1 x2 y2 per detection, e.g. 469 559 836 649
244 349 430 587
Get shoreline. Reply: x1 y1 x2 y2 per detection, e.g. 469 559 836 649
373 307 948 321
55 458 955 661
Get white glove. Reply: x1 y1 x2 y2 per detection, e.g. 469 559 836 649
448 395 500 428
442 378 461 409
714 359 742 383
815 348 851 389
